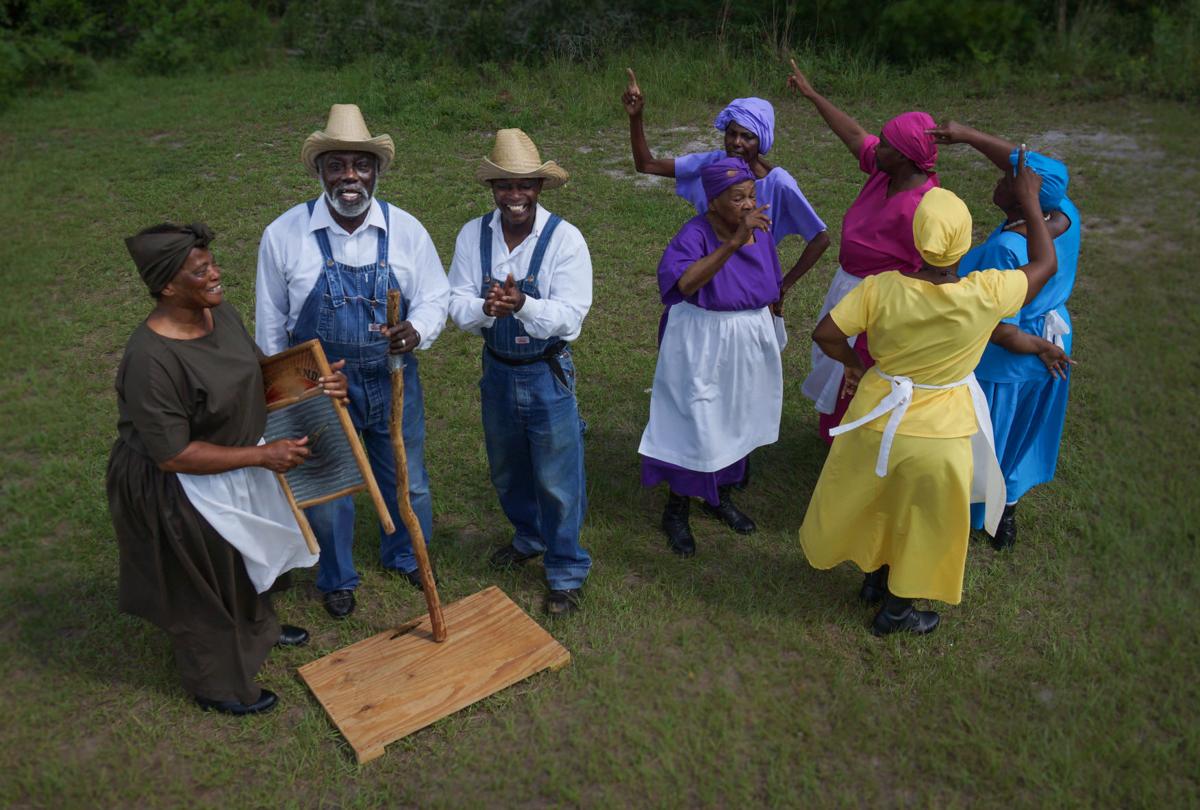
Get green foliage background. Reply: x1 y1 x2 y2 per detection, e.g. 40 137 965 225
2 0 1199 107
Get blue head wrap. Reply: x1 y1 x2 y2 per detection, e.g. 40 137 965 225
1009 149 1069 211
713 97 775 155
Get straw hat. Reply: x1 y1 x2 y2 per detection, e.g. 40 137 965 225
300 104 395 177
475 128 569 189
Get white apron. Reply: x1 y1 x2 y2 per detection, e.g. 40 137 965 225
801 266 863 414
177 455 318 594
1043 308 1070 348
828 367 1007 536
638 302 783 472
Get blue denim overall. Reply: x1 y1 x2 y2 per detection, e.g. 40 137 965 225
289 199 433 591
477 213 590 590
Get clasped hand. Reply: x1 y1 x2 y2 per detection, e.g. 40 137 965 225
483 274 526 318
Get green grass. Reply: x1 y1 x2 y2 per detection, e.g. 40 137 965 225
1 49 1197 807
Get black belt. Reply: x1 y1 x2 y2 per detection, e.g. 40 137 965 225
486 341 569 388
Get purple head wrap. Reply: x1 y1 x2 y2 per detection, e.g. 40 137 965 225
881 111 938 172
700 157 755 204
713 97 775 155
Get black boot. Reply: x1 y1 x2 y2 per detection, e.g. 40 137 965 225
662 492 696 557
859 565 889 605
699 486 756 534
871 594 939 637
990 504 1017 551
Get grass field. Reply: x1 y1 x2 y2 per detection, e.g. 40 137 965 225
1 50 1197 807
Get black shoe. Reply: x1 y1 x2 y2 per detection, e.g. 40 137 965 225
323 589 356 619
990 504 1018 551
871 604 940 636
194 688 278 716
859 565 889 605
662 492 696 557
545 588 582 615
489 544 541 569
698 486 756 534
276 625 309 647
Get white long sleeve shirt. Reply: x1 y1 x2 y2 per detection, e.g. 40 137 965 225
447 204 592 341
255 196 450 355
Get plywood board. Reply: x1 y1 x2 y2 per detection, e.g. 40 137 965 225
298 587 571 763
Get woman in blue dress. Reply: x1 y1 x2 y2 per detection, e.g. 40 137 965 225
929 121 1080 550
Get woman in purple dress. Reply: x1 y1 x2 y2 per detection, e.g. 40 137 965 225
638 158 787 555
622 68 829 309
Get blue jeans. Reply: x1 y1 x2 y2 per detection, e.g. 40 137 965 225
480 347 590 591
306 358 433 592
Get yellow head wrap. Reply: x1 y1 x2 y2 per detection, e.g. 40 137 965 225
912 187 972 267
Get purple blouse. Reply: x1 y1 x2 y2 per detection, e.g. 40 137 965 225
658 215 783 311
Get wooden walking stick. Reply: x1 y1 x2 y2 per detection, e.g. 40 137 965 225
387 290 447 642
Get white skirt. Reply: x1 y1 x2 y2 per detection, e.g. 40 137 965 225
800 266 863 414
177 456 318 594
638 301 783 472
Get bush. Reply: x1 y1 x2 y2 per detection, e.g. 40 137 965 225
127 0 274 76
0 0 272 104
0 29 97 107
1147 0 1200 99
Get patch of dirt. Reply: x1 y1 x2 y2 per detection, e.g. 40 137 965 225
1035 129 1162 164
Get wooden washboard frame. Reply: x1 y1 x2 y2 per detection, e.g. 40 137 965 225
261 340 396 552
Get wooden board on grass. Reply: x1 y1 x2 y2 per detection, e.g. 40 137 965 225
298 586 571 764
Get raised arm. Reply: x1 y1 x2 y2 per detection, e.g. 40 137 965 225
926 120 1018 172
623 68 676 177
1012 149 1057 305
787 59 869 159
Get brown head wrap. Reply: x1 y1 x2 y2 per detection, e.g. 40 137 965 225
124 222 215 294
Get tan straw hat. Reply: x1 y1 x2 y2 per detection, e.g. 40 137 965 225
476 128 569 189
300 104 395 177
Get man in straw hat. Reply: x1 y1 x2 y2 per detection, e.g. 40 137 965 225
255 103 450 619
447 128 592 615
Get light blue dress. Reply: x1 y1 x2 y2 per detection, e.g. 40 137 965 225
959 196 1081 523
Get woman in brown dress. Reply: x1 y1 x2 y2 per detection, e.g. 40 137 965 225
107 222 346 715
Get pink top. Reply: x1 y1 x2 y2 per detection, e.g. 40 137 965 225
836 135 938 279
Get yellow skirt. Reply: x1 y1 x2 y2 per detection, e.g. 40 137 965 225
799 428 973 605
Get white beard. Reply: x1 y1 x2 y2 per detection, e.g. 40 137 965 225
323 183 373 218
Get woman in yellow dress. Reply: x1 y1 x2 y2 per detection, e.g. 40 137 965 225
799 150 1057 636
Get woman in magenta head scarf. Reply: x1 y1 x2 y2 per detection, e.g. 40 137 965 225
622 68 830 312
786 60 941 444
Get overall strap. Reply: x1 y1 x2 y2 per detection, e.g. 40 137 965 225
524 214 562 291
374 201 393 312
478 212 494 284
307 197 347 308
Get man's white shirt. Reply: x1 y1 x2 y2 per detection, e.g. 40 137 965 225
447 204 592 341
255 196 450 355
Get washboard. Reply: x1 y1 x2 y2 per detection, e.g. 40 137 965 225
261 340 396 551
